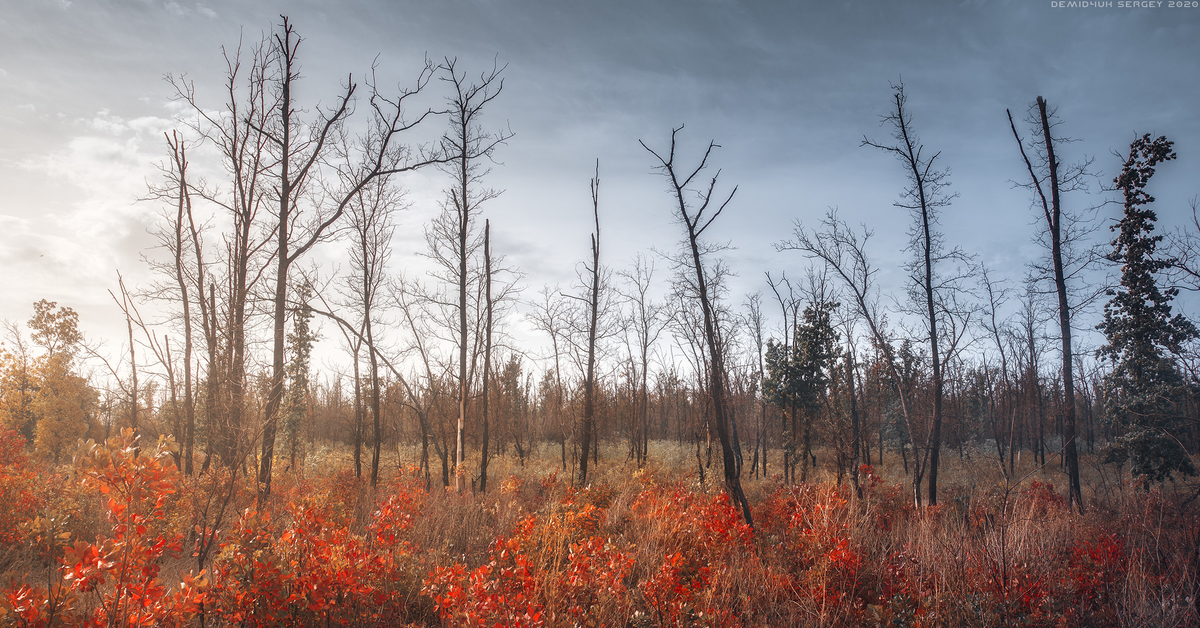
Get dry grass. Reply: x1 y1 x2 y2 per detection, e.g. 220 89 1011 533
3 437 1198 627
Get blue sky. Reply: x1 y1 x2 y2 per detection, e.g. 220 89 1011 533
2 0 1198 372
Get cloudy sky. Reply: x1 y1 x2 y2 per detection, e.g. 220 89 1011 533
2 0 1198 370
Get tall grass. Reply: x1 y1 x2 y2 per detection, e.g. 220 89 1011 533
1 435 1197 626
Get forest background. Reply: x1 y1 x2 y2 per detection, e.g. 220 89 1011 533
2 1 1200 627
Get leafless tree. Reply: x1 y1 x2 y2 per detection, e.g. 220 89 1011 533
528 286 572 471
428 57 512 492
862 82 970 506
573 162 604 486
1008 97 1097 511
341 175 404 487
742 293 768 478
390 276 453 487
170 48 265 469
480 221 495 492
765 271 801 481
257 18 448 501
641 126 753 528
618 254 669 468
980 266 1015 477
141 131 200 472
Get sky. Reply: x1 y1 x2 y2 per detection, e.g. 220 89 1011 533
2 0 1198 376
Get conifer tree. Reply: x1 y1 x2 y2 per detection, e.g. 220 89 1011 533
283 286 316 472
1098 134 1197 483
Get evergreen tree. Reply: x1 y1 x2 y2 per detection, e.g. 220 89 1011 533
283 287 316 472
1097 134 1197 483
763 299 839 480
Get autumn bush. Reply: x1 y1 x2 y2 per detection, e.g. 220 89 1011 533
2 440 1198 627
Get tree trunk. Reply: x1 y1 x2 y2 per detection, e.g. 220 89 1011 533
480 221 494 492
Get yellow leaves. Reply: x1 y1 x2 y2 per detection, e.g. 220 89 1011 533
32 355 95 462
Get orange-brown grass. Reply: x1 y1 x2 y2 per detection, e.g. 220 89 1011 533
2 436 1198 627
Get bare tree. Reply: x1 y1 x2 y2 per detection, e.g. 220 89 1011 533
641 126 753 528
765 271 801 481
170 32 277 470
862 82 968 506
1007 98 1094 511
618 254 669 468
480 221 495 492
342 175 403 487
528 286 572 471
742 293 768 478
576 162 603 486
143 131 199 473
980 266 1015 477
389 277 453 486
432 57 511 492
257 18 447 501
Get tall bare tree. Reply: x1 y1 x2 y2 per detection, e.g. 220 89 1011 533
742 293 768 478
170 32 277 470
980 266 1014 477
863 83 967 506
480 221 495 492
641 126 753 529
528 286 571 471
432 57 511 492
390 277 451 486
257 18 445 500
577 162 603 486
765 272 801 481
618 254 668 468
344 176 403 487
143 130 198 473
1007 97 1092 511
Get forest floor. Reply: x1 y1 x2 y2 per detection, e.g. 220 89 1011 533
2 431 1198 627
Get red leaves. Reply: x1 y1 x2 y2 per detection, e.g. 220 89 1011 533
423 535 546 627
0 449 1179 628
0 426 43 548
1068 532 1126 614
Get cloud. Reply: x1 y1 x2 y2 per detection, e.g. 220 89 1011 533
197 4 217 18
14 109 186 308
86 114 126 135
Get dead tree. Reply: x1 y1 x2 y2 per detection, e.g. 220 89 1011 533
641 126 753 529
143 131 199 473
618 254 668 468
389 277 452 487
435 57 511 492
862 83 965 506
765 272 801 482
480 221 495 492
343 176 403 487
577 162 603 486
1007 97 1092 511
980 266 1015 477
742 293 768 478
257 18 445 501
170 34 276 470
529 287 571 471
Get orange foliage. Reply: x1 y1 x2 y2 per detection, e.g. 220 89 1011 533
0 443 1195 628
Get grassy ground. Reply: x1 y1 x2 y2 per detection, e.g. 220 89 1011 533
3 434 1199 626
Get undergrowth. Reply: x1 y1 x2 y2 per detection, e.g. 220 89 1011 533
1 432 1198 627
